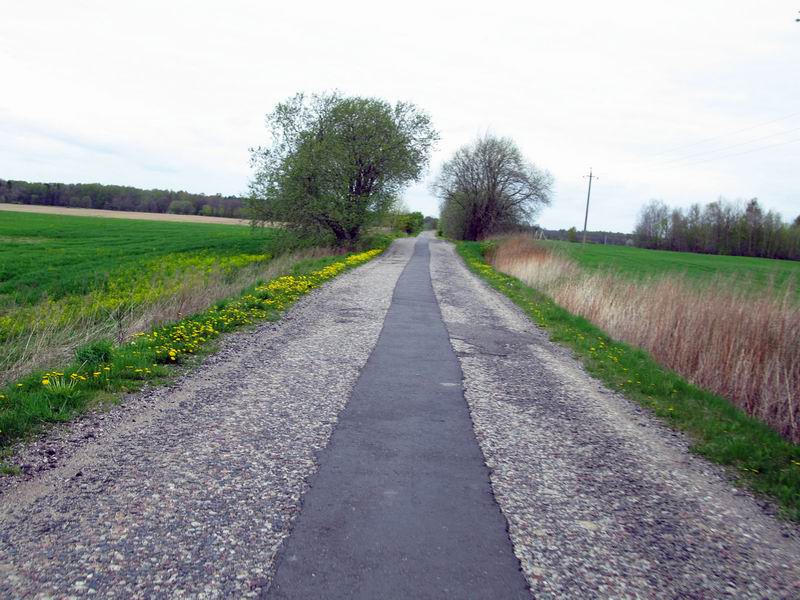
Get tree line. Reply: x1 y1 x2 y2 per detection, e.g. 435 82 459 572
634 198 800 260
0 179 245 218
548 228 632 245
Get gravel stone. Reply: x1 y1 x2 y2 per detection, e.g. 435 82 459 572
429 239 800 599
0 239 415 598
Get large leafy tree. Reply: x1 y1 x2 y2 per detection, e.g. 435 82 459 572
249 92 438 246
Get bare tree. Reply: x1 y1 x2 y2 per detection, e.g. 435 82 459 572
432 135 552 240
633 200 670 249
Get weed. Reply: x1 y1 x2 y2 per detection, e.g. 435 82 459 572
75 340 114 367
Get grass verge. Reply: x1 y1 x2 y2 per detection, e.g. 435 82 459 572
0 245 387 457
458 240 800 521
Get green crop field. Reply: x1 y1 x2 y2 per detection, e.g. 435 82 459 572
0 211 299 384
546 241 800 295
0 211 294 308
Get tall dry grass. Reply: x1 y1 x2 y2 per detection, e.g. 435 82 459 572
0 247 336 385
489 236 800 442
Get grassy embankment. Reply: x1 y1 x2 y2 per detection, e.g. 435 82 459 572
458 239 800 520
0 212 388 459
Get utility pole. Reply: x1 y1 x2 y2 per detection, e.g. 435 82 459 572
582 168 597 244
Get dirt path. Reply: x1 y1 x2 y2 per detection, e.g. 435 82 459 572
1 235 799 598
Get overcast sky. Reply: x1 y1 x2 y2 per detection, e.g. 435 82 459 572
1 1 798 232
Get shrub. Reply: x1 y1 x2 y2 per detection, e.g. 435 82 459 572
75 339 114 367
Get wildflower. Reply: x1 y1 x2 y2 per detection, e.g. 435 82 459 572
42 378 50 385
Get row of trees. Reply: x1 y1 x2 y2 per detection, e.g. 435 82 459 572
434 136 553 241
634 198 800 260
0 179 244 218
550 228 632 245
248 94 552 246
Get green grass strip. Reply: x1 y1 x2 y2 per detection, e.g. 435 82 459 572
457 241 800 521
0 246 386 454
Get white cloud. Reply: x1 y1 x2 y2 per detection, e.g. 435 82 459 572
1 0 797 230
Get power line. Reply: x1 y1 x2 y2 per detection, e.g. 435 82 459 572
646 125 800 167
661 136 800 169
637 110 800 161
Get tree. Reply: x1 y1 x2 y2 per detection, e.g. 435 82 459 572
633 200 670 249
422 216 439 230
432 135 552 241
167 199 194 215
396 211 424 235
567 227 578 243
248 92 438 246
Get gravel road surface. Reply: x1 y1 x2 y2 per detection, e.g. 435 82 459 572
429 239 800 599
267 234 528 599
1 234 799 599
0 239 414 598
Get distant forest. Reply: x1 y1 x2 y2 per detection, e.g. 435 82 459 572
634 198 800 260
544 229 632 245
0 179 245 218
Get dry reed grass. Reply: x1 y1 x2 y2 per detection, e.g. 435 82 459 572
0 247 336 385
489 236 800 442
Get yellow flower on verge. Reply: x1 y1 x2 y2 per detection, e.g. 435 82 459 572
41 378 50 386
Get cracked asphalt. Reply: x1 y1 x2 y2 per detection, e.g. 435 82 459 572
1 233 799 598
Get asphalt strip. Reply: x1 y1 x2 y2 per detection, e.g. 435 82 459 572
267 234 529 599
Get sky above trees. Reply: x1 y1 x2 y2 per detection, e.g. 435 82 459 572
0 1 797 232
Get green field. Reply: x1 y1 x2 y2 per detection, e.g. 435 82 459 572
547 241 800 294
0 211 294 308
0 210 394 452
0 211 303 387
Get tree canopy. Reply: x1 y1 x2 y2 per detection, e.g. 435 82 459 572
248 92 438 246
433 135 553 241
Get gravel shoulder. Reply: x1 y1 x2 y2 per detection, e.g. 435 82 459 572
429 239 800 599
267 233 528 599
0 238 415 598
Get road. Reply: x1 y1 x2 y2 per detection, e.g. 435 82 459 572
1 234 798 598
